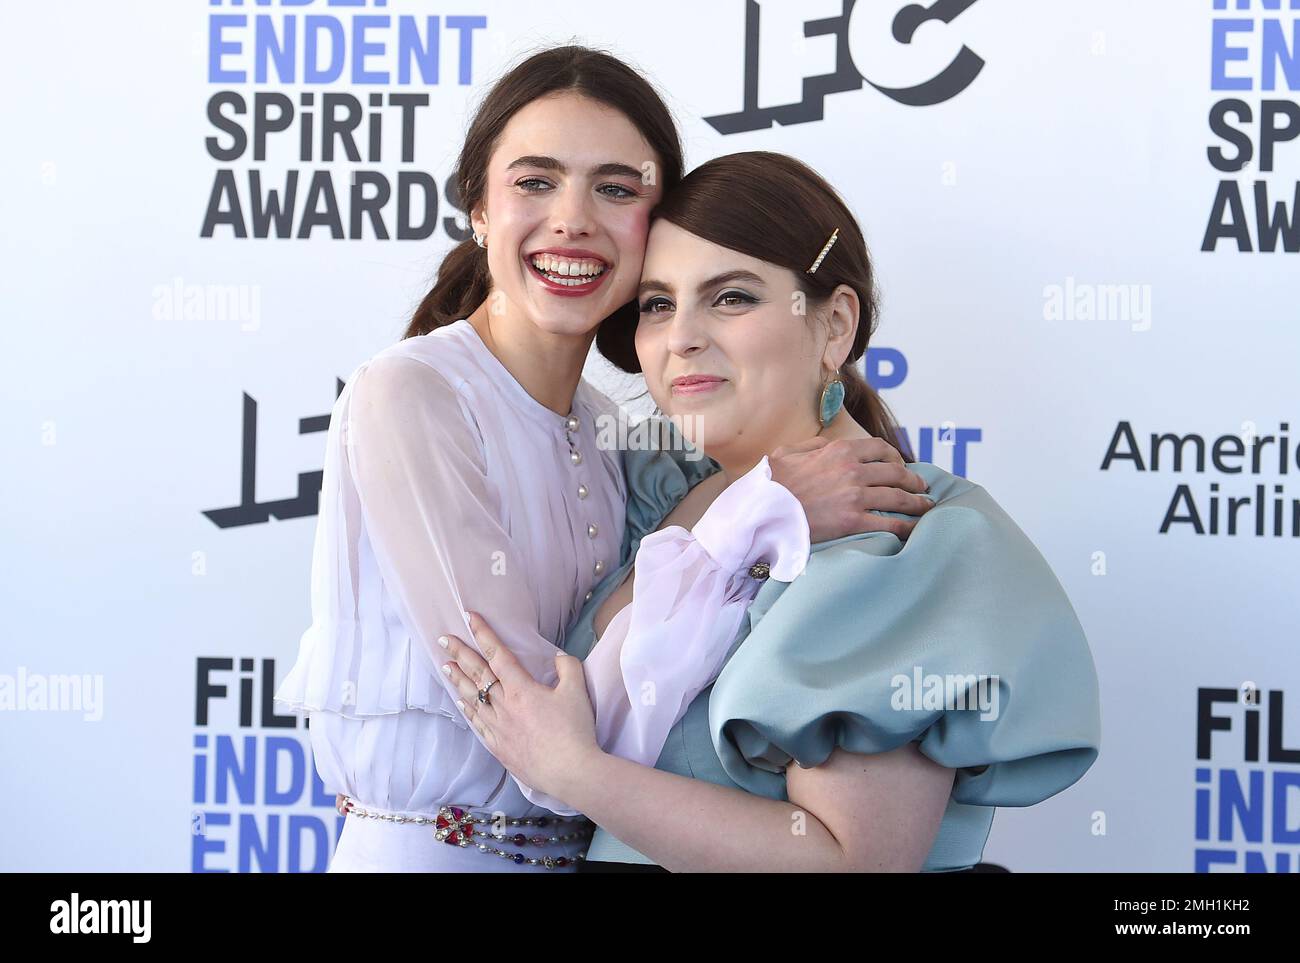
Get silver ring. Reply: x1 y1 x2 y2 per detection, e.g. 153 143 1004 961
477 679 498 705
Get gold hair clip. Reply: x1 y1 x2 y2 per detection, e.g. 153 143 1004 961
806 228 839 274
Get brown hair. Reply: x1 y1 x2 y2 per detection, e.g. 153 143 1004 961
596 151 914 461
404 45 684 339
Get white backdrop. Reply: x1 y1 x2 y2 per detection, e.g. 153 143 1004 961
3 0 1298 872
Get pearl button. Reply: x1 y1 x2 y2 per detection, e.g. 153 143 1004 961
570 449 583 466
565 415 580 432
587 523 598 538
594 559 605 575
577 484 588 499
585 591 593 602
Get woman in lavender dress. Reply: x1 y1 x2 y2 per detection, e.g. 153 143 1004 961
273 49 933 872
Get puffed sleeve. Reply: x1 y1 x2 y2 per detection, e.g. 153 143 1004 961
272 353 584 810
581 455 810 767
708 466 1101 808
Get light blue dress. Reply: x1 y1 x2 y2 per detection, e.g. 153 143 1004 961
561 439 1102 871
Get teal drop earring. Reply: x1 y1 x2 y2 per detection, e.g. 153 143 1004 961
818 371 844 428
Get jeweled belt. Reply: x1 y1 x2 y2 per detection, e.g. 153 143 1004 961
339 797 592 869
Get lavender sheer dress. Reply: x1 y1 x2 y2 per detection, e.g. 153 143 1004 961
273 319 810 871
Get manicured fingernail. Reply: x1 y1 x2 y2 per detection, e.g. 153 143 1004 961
441 664 452 676
437 635 449 648
455 700 466 712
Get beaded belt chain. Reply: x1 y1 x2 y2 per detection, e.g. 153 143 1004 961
341 797 592 870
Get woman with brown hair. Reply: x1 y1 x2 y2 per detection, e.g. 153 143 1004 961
441 152 1102 872
274 47 934 873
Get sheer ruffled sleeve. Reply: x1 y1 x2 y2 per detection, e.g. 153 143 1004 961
274 354 583 804
581 455 811 771
708 465 1102 808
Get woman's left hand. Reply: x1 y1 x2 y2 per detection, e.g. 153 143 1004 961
436 611 600 800
769 436 934 543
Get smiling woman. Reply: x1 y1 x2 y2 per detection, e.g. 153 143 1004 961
274 46 940 873
405 50 681 344
440 152 1101 873
507 152 637 295
272 45 688 873
458 95 664 351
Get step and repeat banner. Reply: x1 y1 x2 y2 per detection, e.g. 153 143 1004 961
3 0 1297 872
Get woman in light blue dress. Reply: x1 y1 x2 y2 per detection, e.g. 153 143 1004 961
439 151 1102 872
277 47 939 873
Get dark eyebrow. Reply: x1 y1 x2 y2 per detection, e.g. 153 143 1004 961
698 270 766 291
505 155 644 179
638 269 766 299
